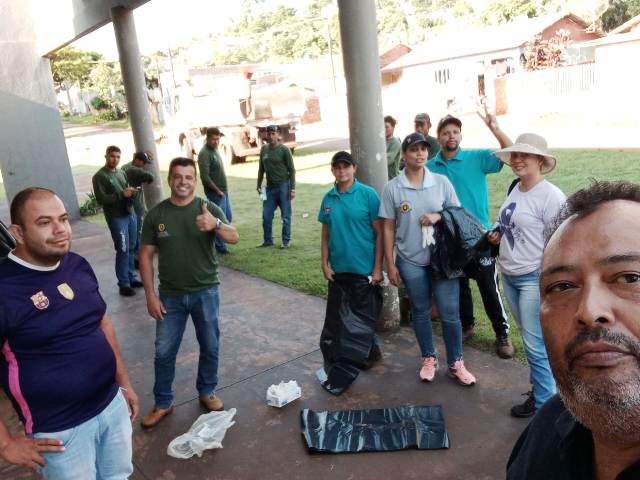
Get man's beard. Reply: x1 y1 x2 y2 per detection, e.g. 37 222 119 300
444 143 458 152
555 327 640 444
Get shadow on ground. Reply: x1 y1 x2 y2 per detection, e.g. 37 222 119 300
0 220 529 480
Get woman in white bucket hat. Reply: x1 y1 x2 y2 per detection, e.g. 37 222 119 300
488 133 566 418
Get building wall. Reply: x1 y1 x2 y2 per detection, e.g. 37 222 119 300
539 17 601 43
594 39 640 113
0 0 79 218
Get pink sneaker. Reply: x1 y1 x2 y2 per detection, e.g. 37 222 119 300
419 357 438 382
448 359 476 386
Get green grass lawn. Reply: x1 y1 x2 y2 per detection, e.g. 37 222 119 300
78 149 640 362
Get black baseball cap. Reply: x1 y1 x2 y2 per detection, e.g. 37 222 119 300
401 133 429 151
132 151 152 164
266 125 279 133
331 151 356 166
437 115 462 135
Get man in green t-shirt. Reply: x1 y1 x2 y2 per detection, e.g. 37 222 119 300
92 145 142 297
121 151 154 268
256 125 296 249
198 127 232 254
384 115 401 179
139 157 239 428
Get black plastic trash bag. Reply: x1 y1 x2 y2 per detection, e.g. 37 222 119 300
301 405 449 453
319 273 382 395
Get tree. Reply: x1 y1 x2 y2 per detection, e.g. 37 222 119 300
89 62 126 115
601 0 640 31
50 46 102 88
480 0 548 24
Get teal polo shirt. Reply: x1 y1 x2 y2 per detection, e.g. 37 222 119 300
317 180 380 277
427 148 503 228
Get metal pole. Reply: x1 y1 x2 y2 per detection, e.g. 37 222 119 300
337 0 399 331
336 0 387 196
111 6 164 208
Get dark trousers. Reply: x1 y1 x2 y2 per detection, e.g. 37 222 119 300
459 254 509 338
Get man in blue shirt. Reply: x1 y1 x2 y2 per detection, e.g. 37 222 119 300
0 188 138 478
317 151 383 394
427 112 515 359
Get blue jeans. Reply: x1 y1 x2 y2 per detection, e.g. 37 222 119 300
262 181 292 245
205 190 233 253
502 270 556 408
396 255 463 365
106 214 138 288
154 286 220 408
132 212 144 261
34 390 133 479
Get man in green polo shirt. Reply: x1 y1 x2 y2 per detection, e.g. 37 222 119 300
122 151 154 268
427 112 515 359
256 125 296 249
92 145 142 296
139 157 239 428
317 151 383 395
198 127 232 254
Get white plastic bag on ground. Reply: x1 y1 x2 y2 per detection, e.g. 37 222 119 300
266 380 302 407
167 408 237 459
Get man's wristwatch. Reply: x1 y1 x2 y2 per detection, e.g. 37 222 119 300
215 218 222 230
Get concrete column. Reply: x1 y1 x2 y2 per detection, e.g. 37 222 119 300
111 6 164 208
337 0 399 331
337 0 387 195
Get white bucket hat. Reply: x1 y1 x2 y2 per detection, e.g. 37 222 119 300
494 133 556 174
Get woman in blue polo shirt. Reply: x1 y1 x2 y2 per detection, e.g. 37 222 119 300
380 133 476 386
317 151 383 395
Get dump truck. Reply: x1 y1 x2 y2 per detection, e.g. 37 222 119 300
175 65 321 164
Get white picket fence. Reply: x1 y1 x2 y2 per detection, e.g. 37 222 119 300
505 63 596 112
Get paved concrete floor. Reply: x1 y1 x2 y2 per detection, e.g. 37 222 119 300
0 221 531 480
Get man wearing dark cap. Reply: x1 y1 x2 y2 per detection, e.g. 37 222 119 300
317 151 383 394
198 127 232 254
427 112 515 359
256 125 296 249
413 113 440 160
122 151 155 268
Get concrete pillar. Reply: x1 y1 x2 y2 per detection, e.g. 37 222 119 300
111 6 164 208
336 0 387 195
337 0 399 331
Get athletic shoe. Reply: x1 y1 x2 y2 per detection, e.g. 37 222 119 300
119 286 136 296
256 242 274 248
419 357 438 382
130 280 143 288
448 359 476 386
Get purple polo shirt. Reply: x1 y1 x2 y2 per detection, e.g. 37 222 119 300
0 252 117 434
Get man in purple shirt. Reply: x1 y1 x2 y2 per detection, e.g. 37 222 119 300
0 188 138 478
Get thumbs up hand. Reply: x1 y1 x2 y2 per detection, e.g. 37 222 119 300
196 202 218 232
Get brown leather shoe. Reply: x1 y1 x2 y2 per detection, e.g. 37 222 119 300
141 406 174 428
200 394 224 411
462 327 476 342
496 335 515 359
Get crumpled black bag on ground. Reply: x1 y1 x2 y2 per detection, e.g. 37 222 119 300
319 273 382 395
301 405 449 453
430 206 485 280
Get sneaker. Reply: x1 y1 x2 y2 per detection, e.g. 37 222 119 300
141 406 174 428
462 327 476 342
119 286 136 297
448 359 476 386
256 242 274 248
130 280 143 288
199 394 224 412
419 357 438 382
279 242 290 249
496 335 515 359
511 391 536 418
